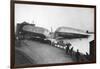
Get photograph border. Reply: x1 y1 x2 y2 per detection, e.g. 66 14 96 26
10 0 96 68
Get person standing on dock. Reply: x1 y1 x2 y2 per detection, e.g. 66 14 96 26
70 47 74 56
75 49 80 62
66 43 71 54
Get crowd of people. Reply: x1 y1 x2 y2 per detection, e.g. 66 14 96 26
51 40 90 62
65 42 81 62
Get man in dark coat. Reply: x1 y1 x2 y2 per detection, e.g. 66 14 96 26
70 47 74 56
75 49 80 62
66 43 71 54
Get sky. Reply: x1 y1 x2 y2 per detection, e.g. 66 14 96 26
15 4 94 32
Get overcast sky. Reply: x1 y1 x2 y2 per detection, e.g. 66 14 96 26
15 4 94 32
